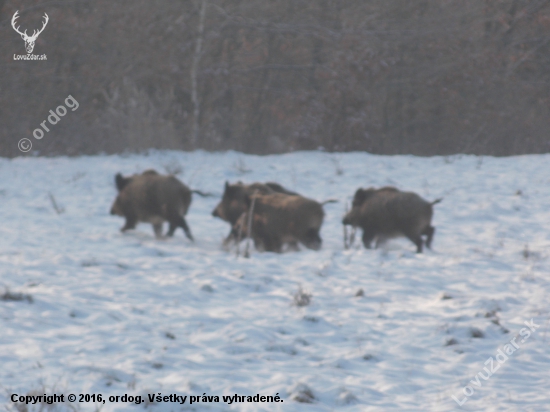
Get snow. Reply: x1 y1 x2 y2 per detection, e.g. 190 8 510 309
0 150 549 411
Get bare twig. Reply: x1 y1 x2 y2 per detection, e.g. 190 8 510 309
343 201 356 249
191 0 207 146
344 201 349 250
243 190 258 258
349 227 356 246
235 214 244 258
48 192 65 215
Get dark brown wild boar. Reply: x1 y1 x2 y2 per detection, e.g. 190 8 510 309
342 186 442 253
110 169 194 240
212 181 298 243
231 192 327 253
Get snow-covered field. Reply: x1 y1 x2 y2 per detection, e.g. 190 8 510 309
1 150 549 411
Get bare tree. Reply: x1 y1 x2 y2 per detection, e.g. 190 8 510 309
2 0 550 157
191 0 207 147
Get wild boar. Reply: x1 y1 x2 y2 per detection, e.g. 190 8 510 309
342 186 442 253
230 192 327 253
110 169 194 240
211 181 299 243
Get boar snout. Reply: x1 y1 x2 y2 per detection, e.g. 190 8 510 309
342 213 353 225
110 201 120 216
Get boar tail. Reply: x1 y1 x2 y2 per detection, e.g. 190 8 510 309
321 198 339 206
191 189 214 197
431 198 443 206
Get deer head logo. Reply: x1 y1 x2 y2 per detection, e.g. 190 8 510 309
11 11 49 54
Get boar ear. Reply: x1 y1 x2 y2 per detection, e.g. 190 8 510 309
115 173 129 192
225 181 229 189
352 188 367 206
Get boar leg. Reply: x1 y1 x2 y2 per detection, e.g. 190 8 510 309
361 229 376 249
424 226 435 249
265 237 283 253
404 231 423 253
121 216 137 232
167 222 177 237
223 229 237 246
258 231 282 253
181 217 194 241
252 236 266 252
153 223 163 238
302 229 322 251
374 236 387 249
286 241 300 252
166 216 193 241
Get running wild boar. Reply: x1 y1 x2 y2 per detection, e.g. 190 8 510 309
212 181 298 243
342 186 442 253
110 169 194 240
231 192 327 253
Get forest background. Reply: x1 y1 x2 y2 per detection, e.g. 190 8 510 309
1 0 550 157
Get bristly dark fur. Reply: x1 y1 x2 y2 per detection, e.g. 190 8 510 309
230 192 325 253
342 187 442 253
110 169 194 240
211 181 298 244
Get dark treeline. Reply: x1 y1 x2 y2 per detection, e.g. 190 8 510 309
1 0 550 157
